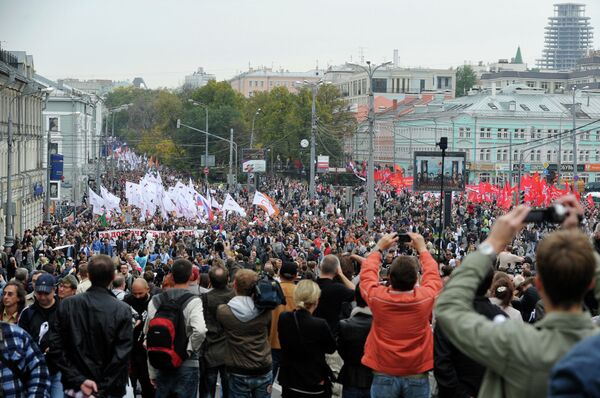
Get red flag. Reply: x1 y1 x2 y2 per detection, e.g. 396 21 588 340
587 194 595 208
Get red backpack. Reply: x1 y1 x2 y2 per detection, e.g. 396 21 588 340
146 292 195 370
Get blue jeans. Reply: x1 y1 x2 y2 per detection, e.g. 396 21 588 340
229 371 272 398
370 373 429 398
50 371 63 398
155 365 199 398
201 364 229 398
342 386 371 398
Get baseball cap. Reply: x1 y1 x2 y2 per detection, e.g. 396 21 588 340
35 274 56 294
280 262 298 279
60 274 79 289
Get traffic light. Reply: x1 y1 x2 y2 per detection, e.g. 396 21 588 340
546 170 555 184
519 190 525 204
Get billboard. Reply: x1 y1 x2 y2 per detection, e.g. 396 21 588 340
242 148 266 173
50 154 64 180
317 155 329 173
413 151 466 192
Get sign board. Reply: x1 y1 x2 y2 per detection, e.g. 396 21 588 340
203 167 209 175
50 154 64 180
49 181 61 200
242 148 266 173
317 155 329 173
201 155 215 167
413 151 466 192
547 163 585 172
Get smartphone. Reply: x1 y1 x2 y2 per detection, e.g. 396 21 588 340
396 233 412 243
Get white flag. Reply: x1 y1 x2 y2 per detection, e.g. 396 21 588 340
88 188 105 209
223 194 247 217
252 191 279 216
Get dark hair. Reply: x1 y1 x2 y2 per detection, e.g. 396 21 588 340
476 268 495 297
209 266 229 289
441 265 454 277
171 259 193 284
89 255 116 287
389 256 418 291
0 281 27 314
112 275 125 289
491 276 514 308
536 230 596 309
143 270 154 284
355 283 367 308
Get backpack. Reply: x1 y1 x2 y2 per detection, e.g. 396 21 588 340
253 275 286 311
146 292 195 370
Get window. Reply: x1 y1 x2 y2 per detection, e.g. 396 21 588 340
497 128 508 139
480 128 486 138
485 149 491 161
526 81 535 88
503 150 508 161
488 103 498 110
49 117 59 132
248 81 252 87
520 104 530 111
596 131 600 141
569 151 573 161
547 150 553 161
514 150 519 161
480 149 485 161
533 129 543 139
535 150 541 162
497 149 502 161
541 82 549 91
372 78 387 93
554 82 562 91
540 105 550 111
49 143 58 155
260 81 264 87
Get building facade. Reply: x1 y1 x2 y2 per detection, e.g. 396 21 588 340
229 67 320 97
39 82 103 206
56 78 130 96
327 64 456 105
0 48 47 245
183 67 216 90
350 85 600 184
537 3 594 71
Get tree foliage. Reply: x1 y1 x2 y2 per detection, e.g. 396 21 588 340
104 81 356 174
455 65 477 97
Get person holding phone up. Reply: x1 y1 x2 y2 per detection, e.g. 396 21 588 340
359 232 443 398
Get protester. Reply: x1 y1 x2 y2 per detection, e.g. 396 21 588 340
76 262 91 294
337 284 373 398
48 254 134 398
1 280 26 324
360 232 442 398
0 321 51 396
278 279 336 397
200 265 235 398
217 269 273 397
435 196 600 397
145 258 207 398
57 275 78 300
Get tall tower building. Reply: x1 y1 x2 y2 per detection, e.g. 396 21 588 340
537 3 594 70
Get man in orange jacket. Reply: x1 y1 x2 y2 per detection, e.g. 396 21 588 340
360 232 442 398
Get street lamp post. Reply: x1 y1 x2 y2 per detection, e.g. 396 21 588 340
296 80 323 199
571 85 589 187
188 100 209 186
5 86 53 246
347 61 391 227
250 108 261 148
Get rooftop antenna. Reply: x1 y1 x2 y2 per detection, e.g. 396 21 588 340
359 47 365 64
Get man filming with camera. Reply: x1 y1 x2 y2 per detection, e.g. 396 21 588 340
435 195 600 398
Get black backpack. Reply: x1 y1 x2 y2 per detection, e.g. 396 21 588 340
253 275 286 311
146 292 195 370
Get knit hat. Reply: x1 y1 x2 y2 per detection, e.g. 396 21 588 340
60 274 79 289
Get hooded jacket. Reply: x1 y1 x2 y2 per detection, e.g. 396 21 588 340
217 296 272 376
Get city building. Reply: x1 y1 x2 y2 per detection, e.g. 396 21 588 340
229 67 320 97
56 78 130 96
0 48 48 245
537 3 594 71
35 76 104 206
183 67 216 90
326 63 456 105
350 84 600 184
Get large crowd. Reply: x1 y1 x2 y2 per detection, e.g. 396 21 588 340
1 160 600 398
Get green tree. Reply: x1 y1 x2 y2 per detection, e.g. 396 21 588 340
455 65 477 97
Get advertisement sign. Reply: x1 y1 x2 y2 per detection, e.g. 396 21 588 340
50 154 64 180
242 148 266 173
413 151 466 192
317 156 329 173
49 181 61 200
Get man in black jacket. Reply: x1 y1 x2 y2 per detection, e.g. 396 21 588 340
48 254 133 398
337 284 373 398
434 269 506 398
199 265 235 398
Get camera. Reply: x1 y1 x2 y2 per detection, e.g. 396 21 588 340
523 204 568 224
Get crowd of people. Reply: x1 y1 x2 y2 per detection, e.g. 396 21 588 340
1 160 600 398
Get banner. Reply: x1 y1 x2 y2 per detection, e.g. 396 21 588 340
413 151 466 192
98 228 205 239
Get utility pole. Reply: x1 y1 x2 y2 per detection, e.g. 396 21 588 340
346 60 391 227
310 85 317 198
572 87 578 189
204 107 209 187
229 128 234 191
250 108 261 148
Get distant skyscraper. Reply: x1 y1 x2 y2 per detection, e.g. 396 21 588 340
537 3 594 71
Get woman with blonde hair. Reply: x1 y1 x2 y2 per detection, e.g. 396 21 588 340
278 280 336 397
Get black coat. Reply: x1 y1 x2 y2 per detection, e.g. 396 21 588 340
337 308 373 389
434 296 506 398
278 309 336 392
48 286 133 397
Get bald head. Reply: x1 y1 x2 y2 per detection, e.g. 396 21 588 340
131 278 150 299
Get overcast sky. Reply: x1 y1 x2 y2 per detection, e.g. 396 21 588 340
1 0 599 89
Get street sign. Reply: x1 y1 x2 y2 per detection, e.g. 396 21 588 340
242 148 266 173
201 155 215 167
203 167 209 175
